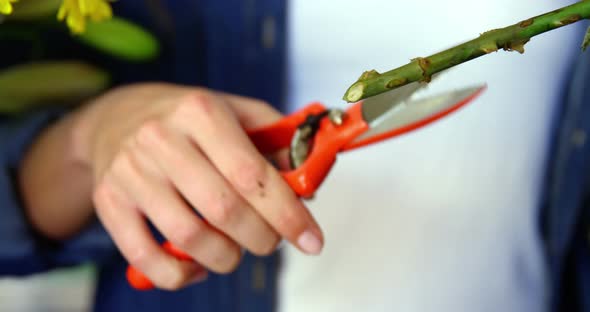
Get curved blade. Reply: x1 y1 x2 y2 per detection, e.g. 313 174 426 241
360 72 446 124
361 80 428 124
344 84 486 151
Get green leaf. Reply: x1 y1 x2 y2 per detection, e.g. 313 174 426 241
0 61 110 114
77 17 160 62
583 25 590 52
7 0 62 20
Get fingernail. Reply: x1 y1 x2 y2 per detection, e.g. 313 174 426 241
297 230 323 255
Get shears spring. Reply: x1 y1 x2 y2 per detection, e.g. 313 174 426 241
125 83 486 291
289 109 346 169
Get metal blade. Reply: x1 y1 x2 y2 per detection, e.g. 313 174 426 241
360 72 443 124
352 84 484 144
361 80 426 124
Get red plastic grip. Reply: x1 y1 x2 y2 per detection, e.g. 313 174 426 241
126 242 192 290
248 102 368 197
126 102 368 290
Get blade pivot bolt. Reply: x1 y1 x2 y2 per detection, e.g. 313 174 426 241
328 109 346 126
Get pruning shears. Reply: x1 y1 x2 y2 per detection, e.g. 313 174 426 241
126 80 486 290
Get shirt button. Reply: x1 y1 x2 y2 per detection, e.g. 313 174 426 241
251 260 266 292
571 129 586 147
261 16 276 50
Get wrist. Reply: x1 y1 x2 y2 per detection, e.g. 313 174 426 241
19 108 96 240
69 105 96 172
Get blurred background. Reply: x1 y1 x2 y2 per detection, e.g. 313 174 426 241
0 265 94 311
0 0 587 311
280 1 584 312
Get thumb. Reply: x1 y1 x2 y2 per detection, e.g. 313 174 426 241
219 93 291 169
219 93 284 129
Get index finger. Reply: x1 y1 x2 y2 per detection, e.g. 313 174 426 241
217 92 291 169
170 90 324 255
215 92 284 129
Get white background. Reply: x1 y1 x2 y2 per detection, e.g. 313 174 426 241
0 2 584 312
280 1 584 312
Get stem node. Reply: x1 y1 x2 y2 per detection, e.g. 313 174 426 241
342 0 590 102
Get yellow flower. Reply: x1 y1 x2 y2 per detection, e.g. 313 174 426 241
57 0 113 34
0 0 18 15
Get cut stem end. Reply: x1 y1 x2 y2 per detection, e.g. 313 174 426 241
344 82 365 103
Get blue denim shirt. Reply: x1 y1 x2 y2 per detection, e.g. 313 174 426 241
541 27 590 310
0 1 285 311
1 2 590 312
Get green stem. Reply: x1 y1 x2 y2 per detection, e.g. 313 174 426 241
583 25 590 50
343 0 590 102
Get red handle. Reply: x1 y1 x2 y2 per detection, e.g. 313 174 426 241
127 241 193 290
126 102 368 290
247 102 368 197
246 102 327 155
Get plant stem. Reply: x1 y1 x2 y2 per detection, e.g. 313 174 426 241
343 0 590 102
583 25 590 50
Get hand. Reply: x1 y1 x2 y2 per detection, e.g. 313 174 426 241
73 83 324 290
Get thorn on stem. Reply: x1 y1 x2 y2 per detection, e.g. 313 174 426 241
519 18 534 28
502 39 529 54
386 78 407 89
412 57 432 82
358 69 380 81
553 14 581 27
480 42 499 54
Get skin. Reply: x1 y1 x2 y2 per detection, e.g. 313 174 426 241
18 83 324 290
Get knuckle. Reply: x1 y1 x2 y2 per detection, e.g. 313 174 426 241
251 236 280 256
127 245 150 270
160 269 187 291
91 181 111 206
169 222 204 250
175 89 215 118
112 149 143 180
92 181 119 219
276 209 305 235
255 99 273 109
127 246 189 291
250 100 278 117
135 120 167 147
214 247 242 274
206 193 239 226
239 99 275 125
230 157 269 195
110 149 133 173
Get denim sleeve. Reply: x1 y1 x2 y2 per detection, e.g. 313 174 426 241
0 110 116 276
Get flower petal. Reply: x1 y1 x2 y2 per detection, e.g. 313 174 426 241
78 0 89 15
90 0 111 21
67 8 86 33
56 0 113 34
0 0 13 15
